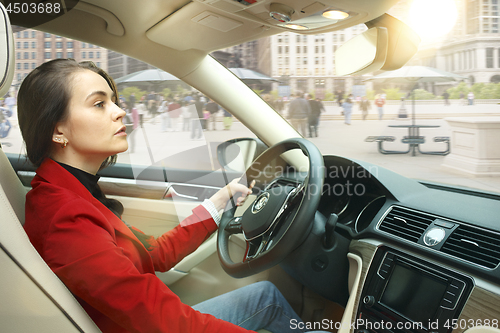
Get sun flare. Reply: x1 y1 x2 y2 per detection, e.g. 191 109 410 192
409 0 458 40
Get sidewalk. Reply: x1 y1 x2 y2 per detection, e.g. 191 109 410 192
319 100 500 120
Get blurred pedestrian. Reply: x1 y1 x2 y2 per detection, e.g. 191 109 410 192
146 91 155 112
159 98 171 132
0 103 12 139
288 92 311 136
128 92 136 110
359 96 371 120
204 98 219 131
336 90 343 107
223 109 232 130
442 91 450 106
315 97 325 127
468 91 475 105
182 100 192 131
168 98 182 131
374 95 385 120
5 93 16 117
342 95 353 125
191 96 204 139
398 97 408 118
136 100 146 127
306 94 321 137
128 104 139 153
149 94 159 124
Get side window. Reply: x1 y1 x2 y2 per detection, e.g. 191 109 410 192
2 28 257 183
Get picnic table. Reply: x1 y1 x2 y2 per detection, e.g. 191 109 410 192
366 124 450 156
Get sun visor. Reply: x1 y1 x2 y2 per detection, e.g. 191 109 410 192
147 2 270 52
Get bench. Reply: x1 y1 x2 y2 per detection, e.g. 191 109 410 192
418 136 450 156
434 136 449 143
365 136 395 143
365 136 410 154
402 136 425 144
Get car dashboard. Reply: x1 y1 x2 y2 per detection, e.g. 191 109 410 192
307 155 500 333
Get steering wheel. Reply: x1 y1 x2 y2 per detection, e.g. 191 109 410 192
217 138 324 278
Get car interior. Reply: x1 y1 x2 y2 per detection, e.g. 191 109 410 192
1 0 500 333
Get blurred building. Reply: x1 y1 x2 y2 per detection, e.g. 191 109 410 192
107 51 155 80
409 0 500 93
10 27 107 88
213 39 273 92
270 26 366 98
217 41 260 70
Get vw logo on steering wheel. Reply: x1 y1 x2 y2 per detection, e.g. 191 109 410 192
252 192 270 214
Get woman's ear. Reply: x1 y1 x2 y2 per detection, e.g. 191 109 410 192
52 124 66 145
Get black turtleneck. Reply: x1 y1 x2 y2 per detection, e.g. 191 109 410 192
57 162 102 198
57 161 124 218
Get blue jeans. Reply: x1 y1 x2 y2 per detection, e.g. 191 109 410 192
193 281 329 333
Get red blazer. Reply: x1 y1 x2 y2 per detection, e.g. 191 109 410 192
24 159 251 333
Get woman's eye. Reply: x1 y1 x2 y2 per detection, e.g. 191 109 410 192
95 101 105 108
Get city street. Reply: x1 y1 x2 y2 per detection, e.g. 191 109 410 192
2 102 499 194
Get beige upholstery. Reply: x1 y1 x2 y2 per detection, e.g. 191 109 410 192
0 149 27 223
0 3 101 332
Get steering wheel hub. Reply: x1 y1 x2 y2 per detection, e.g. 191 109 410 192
251 192 269 214
242 184 296 240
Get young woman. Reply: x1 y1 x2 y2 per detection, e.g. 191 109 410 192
17 59 327 333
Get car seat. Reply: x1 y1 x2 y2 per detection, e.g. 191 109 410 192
0 4 101 332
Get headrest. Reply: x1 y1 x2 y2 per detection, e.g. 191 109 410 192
0 3 14 98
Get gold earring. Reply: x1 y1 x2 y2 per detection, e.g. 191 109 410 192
61 139 68 148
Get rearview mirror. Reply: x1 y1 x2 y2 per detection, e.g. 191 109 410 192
335 14 420 76
334 27 388 76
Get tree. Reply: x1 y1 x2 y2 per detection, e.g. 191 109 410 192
382 88 403 100
119 87 147 105
323 92 334 101
446 82 469 99
161 88 171 98
366 89 376 100
412 89 436 100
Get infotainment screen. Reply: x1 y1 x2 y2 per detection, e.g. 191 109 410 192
380 263 448 325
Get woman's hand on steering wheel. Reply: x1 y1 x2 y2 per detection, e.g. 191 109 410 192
209 178 256 211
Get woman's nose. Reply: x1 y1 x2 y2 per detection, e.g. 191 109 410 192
113 103 126 120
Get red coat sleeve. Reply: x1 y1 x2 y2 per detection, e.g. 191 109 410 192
144 205 218 272
42 198 252 333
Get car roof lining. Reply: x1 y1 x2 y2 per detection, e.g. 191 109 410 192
11 0 400 79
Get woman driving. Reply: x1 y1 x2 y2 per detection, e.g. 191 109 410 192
17 59 328 333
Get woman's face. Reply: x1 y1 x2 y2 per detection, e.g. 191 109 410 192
53 70 128 172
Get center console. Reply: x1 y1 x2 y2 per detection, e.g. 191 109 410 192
356 247 473 333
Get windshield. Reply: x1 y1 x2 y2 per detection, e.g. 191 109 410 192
2 0 499 196
212 0 500 195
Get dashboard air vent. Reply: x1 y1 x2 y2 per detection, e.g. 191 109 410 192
379 206 435 243
441 225 500 269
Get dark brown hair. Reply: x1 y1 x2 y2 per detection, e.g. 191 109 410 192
18 59 119 169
